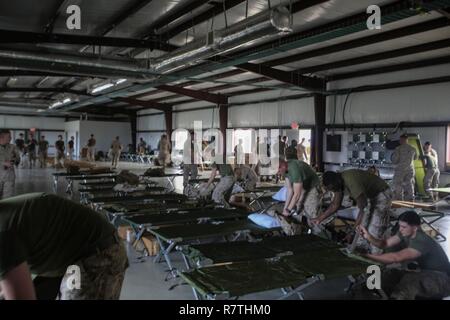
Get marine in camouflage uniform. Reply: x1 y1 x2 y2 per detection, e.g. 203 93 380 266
362 212 450 299
422 143 440 201
0 129 20 199
0 193 128 300
316 170 392 254
279 160 321 236
392 135 417 201
208 163 235 208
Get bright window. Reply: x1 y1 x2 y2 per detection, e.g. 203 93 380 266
232 130 254 153
447 126 450 168
174 130 188 150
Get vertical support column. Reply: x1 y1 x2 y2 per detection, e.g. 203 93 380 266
219 103 228 163
129 111 137 152
313 94 326 172
164 109 173 137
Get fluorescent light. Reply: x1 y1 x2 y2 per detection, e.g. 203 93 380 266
91 82 115 94
115 79 127 85
48 97 72 110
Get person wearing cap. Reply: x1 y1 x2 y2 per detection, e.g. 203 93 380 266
110 136 122 169
392 134 417 200
87 134 96 162
0 193 129 300
38 135 49 168
358 211 450 300
278 159 322 225
311 169 392 254
422 141 440 201
0 129 20 199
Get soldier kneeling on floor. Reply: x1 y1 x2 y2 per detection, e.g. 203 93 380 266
358 211 450 300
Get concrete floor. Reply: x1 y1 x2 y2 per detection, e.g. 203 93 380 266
11 161 450 300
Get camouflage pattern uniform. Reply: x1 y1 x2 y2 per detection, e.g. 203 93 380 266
382 269 450 300
212 176 235 208
392 143 417 200
423 149 440 200
298 185 322 220
0 143 19 199
59 242 129 300
356 188 392 254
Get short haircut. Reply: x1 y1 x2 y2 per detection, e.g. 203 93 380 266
398 211 421 226
322 171 344 192
424 141 431 146
0 129 10 136
58 135 62 138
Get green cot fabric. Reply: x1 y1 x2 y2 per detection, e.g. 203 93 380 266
180 248 369 298
185 234 341 264
180 257 311 298
122 209 248 227
151 220 277 243
90 193 187 204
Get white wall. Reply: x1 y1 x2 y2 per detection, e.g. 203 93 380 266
137 113 165 131
327 64 450 124
228 97 315 128
0 115 66 130
78 120 132 154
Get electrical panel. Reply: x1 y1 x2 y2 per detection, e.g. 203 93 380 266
348 132 390 166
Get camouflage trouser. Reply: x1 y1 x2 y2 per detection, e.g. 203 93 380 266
183 164 198 186
299 186 322 220
212 176 235 208
0 179 14 199
424 168 440 200
87 147 95 162
356 189 392 254
59 242 129 300
55 151 65 165
111 152 120 167
382 269 450 300
393 167 415 201
39 151 48 168
28 151 36 168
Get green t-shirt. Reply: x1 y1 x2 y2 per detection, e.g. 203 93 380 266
212 163 234 177
0 193 116 279
397 230 450 275
341 169 388 200
286 160 319 191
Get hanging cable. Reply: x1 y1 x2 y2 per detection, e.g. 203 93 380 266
245 0 249 19
223 0 228 28
268 0 271 10
342 90 352 129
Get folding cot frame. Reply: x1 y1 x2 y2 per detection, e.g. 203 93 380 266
332 207 447 242
87 193 187 212
177 247 380 300
235 185 283 211
100 201 213 224
120 208 249 245
79 186 167 204
140 172 184 192
146 220 282 278
52 172 117 195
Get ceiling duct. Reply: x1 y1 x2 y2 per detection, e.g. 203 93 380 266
151 6 293 74
0 49 154 80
